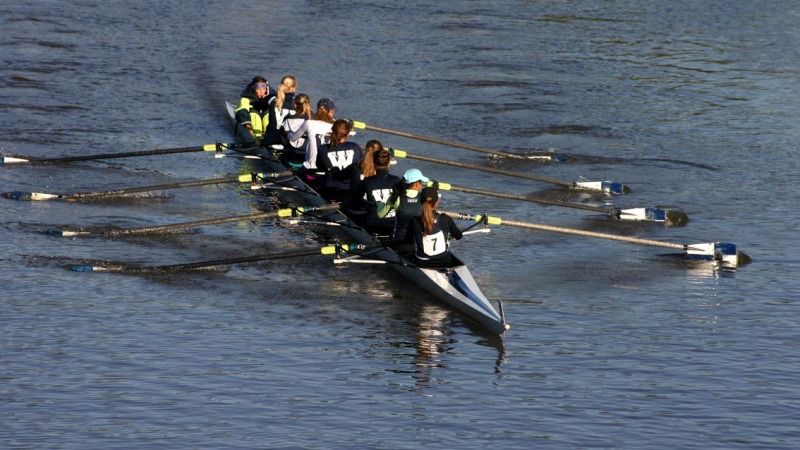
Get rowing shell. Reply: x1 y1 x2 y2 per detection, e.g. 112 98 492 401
224 102 509 334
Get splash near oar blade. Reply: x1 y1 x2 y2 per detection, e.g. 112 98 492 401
686 242 749 266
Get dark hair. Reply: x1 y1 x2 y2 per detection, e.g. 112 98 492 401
373 148 391 170
329 119 351 151
249 76 267 90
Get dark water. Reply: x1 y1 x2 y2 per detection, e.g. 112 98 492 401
2 1 798 448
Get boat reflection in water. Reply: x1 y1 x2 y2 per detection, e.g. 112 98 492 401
410 303 507 392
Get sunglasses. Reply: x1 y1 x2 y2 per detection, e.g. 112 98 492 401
254 83 268 89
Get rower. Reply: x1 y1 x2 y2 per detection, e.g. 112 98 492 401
280 93 312 166
234 76 275 145
378 168 429 245
262 75 297 147
409 186 463 268
288 97 336 171
316 119 363 203
349 147 400 235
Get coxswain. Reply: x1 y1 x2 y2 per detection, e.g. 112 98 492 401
409 186 463 268
234 76 275 145
349 145 400 235
316 119 363 202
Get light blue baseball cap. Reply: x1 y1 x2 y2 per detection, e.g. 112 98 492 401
403 168 429 184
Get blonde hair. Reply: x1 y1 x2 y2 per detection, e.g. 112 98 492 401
275 75 297 110
293 94 312 119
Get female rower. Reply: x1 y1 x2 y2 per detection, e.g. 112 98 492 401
262 75 297 147
410 186 463 268
360 139 385 179
349 146 400 235
316 119 363 202
287 97 337 170
279 93 313 166
378 168 429 245
234 76 275 145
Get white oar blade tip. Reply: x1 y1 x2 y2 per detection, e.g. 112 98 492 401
2 156 30 164
618 207 665 222
574 180 629 195
687 242 742 267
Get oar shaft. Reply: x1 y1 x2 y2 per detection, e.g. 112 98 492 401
68 171 292 199
5 143 256 164
141 248 324 271
401 152 573 188
442 210 686 250
357 122 526 160
71 176 239 199
66 204 339 237
446 183 612 214
24 146 212 163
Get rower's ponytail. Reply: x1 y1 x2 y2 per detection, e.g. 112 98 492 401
275 75 296 110
329 119 351 152
293 94 311 119
361 140 384 178
421 198 436 235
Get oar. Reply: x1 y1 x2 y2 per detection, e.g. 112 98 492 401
430 181 688 226
351 120 553 161
58 204 340 237
2 171 292 201
71 242 370 273
442 210 750 267
390 148 630 195
1 142 257 165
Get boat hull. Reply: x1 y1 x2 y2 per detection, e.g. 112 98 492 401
225 102 507 333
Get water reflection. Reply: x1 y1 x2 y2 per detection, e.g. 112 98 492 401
411 305 449 391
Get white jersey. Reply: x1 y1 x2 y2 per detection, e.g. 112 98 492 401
282 116 308 149
288 119 332 169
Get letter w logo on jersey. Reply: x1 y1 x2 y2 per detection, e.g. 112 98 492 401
328 150 355 170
